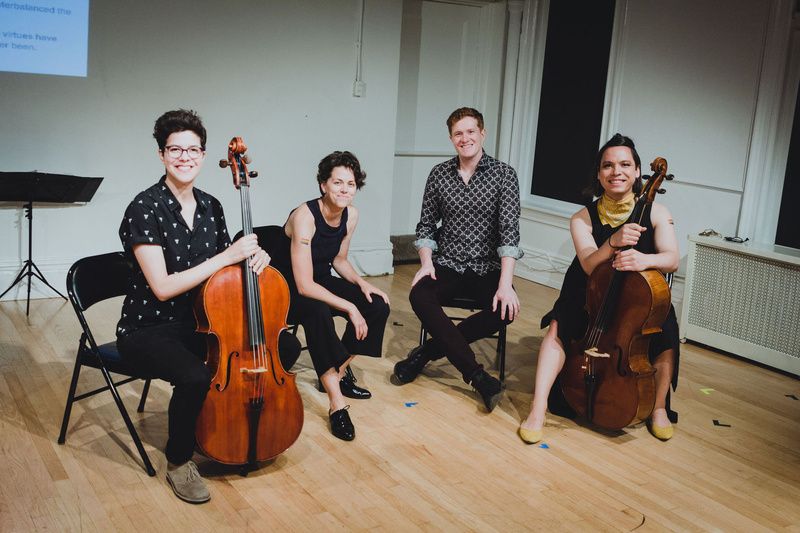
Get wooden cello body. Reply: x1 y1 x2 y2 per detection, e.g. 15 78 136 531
560 157 673 430
194 138 303 467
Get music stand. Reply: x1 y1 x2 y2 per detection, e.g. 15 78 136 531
0 172 103 315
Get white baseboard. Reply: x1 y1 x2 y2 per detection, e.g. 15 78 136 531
514 244 571 290
347 240 395 277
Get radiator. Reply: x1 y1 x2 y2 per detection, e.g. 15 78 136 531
680 235 800 376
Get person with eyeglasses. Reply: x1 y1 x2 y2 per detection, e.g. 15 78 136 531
517 134 681 445
115 109 301 503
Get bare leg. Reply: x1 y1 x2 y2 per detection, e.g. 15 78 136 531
321 368 348 413
337 355 355 380
650 348 675 428
520 321 566 431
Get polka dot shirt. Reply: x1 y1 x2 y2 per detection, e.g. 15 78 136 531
116 176 230 336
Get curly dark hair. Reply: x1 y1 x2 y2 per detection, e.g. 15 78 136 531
153 109 207 150
587 133 642 198
316 151 366 194
446 107 484 134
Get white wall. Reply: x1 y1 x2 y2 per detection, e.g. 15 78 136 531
0 0 402 301
508 0 796 315
391 0 506 236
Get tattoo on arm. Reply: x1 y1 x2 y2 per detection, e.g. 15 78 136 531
299 238 310 246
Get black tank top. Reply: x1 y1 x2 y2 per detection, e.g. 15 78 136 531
306 199 348 280
588 199 655 252
541 198 655 333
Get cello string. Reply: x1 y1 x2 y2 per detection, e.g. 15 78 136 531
243 180 267 401
242 177 260 400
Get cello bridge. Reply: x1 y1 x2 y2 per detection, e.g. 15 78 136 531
240 367 269 374
584 347 610 359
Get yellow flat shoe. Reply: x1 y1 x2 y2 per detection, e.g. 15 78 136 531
518 426 543 444
647 421 674 441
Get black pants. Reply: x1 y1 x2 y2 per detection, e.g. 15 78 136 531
409 264 512 383
288 275 389 377
117 322 301 465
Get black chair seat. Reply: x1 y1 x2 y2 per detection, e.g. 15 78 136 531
83 341 155 379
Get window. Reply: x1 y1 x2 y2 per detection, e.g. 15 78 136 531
530 0 616 205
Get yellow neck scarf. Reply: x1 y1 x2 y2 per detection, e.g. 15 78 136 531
597 192 635 228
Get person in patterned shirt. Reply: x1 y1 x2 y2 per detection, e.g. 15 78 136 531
116 109 298 504
393 107 523 413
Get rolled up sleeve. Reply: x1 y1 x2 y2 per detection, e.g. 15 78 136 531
413 170 440 252
496 167 523 259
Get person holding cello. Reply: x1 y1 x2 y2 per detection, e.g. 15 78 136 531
518 133 680 444
270 151 390 442
116 109 300 503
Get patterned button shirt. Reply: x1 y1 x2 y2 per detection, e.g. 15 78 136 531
116 176 231 336
414 151 523 276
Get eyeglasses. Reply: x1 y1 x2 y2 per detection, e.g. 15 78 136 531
163 145 205 160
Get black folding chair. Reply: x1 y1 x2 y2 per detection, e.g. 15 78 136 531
234 225 306 368
58 252 156 476
418 295 508 384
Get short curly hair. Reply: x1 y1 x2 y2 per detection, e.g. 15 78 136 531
316 151 366 194
446 107 484 134
153 109 207 150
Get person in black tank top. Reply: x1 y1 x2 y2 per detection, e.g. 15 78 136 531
273 151 390 442
518 134 680 444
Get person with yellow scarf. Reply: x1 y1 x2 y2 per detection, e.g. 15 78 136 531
518 134 680 444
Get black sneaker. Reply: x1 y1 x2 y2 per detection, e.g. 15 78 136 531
392 345 431 384
471 370 503 412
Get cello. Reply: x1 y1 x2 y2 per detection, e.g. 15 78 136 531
560 157 673 430
194 137 303 469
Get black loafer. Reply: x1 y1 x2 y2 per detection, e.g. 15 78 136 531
393 345 431 384
329 406 355 441
317 367 372 399
340 367 372 399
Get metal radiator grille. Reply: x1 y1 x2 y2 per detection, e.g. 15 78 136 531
687 245 800 358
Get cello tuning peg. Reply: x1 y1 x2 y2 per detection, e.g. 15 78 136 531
249 171 258 178
218 160 229 168
657 188 666 194
243 155 252 164
666 174 674 180
641 174 651 180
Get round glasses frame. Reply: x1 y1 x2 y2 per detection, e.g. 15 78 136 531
164 145 205 160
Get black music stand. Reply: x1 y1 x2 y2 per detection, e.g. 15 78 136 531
0 172 103 315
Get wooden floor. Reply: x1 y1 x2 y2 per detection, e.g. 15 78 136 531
1 264 799 532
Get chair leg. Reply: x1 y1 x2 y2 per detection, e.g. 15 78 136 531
57 350 84 444
497 325 507 385
100 367 156 476
137 379 151 413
